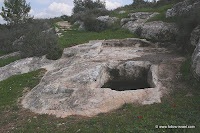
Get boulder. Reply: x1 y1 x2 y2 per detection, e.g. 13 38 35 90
122 12 159 33
192 40 200 80
140 21 178 42
190 25 200 46
0 38 184 118
119 11 126 14
74 20 82 25
0 51 21 60
166 0 200 18
78 22 85 31
97 16 119 27
74 21 85 31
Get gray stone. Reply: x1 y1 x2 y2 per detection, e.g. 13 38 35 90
0 56 53 82
97 16 119 26
0 51 21 60
0 38 184 118
166 0 200 18
192 40 200 80
190 25 200 46
122 12 159 33
119 11 126 14
78 22 85 31
140 21 178 42
74 20 82 25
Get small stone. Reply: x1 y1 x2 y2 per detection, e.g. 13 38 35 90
185 93 193 97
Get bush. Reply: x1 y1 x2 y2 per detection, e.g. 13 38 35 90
16 20 63 60
60 15 71 21
0 26 14 54
83 15 108 32
71 0 110 32
46 45 63 60
73 0 105 14
71 8 109 24
0 19 63 59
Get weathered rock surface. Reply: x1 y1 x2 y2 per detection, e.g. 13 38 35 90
0 51 21 60
166 0 200 18
0 56 53 82
97 16 119 26
119 11 126 14
0 38 184 118
74 20 85 31
56 21 71 31
190 25 200 46
122 12 159 33
56 21 72 37
192 40 200 80
140 21 178 42
78 22 85 31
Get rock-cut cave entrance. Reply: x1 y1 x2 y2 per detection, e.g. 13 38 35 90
101 63 154 91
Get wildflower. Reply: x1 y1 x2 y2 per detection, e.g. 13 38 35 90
172 104 176 108
138 116 143 119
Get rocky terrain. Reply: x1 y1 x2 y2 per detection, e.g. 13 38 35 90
0 38 184 117
0 0 199 119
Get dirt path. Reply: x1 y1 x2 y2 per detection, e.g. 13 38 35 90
56 21 72 31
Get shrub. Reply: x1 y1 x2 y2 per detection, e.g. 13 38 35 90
0 26 14 54
71 8 109 24
71 0 110 32
73 0 105 14
83 14 108 32
46 45 63 60
18 20 63 60
60 15 71 21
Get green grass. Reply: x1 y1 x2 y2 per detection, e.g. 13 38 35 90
180 57 200 88
110 4 176 23
0 53 5 57
0 58 199 132
110 4 173 19
0 56 21 67
70 24 80 30
147 12 177 22
58 28 139 48
0 69 46 109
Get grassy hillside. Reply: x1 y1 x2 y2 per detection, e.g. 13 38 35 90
110 4 176 22
58 28 138 48
0 57 21 67
0 59 199 132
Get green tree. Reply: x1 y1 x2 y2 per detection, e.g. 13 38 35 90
73 0 105 14
0 0 32 25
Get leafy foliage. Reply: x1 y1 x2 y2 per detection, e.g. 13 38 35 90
72 0 109 32
18 20 63 60
73 0 105 14
0 0 32 25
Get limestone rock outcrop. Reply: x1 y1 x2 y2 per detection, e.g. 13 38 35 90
140 21 178 42
119 11 126 14
97 16 119 27
0 38 184 118
166 0 200 18
192 40 200 80
0 51 21 60
190 25 200 46
121 12 159 33
0 56 53 82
